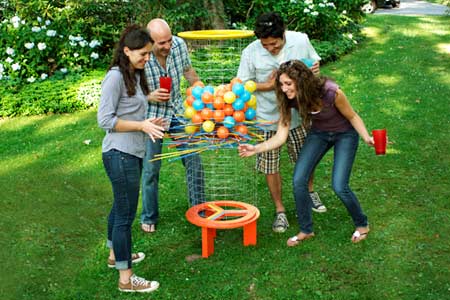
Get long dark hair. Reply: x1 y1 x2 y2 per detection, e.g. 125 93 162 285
109 24 152 97
275 60 328 127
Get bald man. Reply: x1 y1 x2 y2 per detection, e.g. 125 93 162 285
140 19 205 233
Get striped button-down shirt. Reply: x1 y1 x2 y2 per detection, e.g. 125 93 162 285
144 36 192 120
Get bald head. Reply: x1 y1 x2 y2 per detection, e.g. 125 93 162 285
147 18 171 39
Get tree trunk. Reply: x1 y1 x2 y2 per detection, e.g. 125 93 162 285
203 0 226 29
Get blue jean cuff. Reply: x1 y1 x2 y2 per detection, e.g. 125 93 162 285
106 240 113 249
115 260 129 270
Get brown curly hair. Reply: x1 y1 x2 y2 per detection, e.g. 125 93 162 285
275 60 328 127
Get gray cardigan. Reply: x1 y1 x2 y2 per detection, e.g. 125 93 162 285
97 67 148 158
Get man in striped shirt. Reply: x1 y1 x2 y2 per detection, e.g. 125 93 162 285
141 18 205 233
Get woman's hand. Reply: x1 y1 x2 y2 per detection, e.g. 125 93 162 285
364 136 375 147
141 118 165 142
148 88 170 102
238 144 257 157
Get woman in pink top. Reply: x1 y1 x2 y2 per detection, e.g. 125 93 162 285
239 60 374 247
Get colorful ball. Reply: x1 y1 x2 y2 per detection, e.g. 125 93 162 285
232 99 245 111
185 125 198 134
213 97 225 110
235 125 248 135
192 99 205 111
184 106 196 119
204 85 215 95
223 91 236 104
192 80 205 87
233 110 245 122
186 95 195 106
201 91 214 104
202 120 215 132
230 77 243 88
200 108 213 120
232 83 245 97
213 110 225 122
217 126 229 139
240 90 251 102
244 80 257 93
223 104 234 116
248 95 257 107
245 107 256 120
192 112 203 124
192 86 204 99
223 116 236 129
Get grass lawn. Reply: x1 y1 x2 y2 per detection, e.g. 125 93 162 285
1 15 449 300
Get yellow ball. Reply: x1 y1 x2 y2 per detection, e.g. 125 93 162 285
202 120 215 132
184 106 196 119
183 100 188 108
223 91 236 104
248 94 257 107
185 125 198 134
244 80 257 93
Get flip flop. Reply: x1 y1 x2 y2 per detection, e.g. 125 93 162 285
286 233 315 247
351 230 369 243
141 223 156 233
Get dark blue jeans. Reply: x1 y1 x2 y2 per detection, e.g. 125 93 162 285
140 116 205 225
102 149 142 270
293 128 368 234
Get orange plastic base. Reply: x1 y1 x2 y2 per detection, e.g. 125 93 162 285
185 201 260 258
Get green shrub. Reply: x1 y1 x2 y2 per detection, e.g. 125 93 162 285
0 69 103 117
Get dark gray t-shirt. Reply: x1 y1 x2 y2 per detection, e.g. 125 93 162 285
97 67 148 158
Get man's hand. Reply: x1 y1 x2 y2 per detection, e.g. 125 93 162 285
148 88 170 102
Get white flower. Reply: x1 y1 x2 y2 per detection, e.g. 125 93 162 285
40 25 46 30
11 63 21 71
37 42 47 51
0 74 3 80
305 0 313 4
74 52 79 58
60 68 68 73
37 17 42 23
45 20 51 26
25 42 35 49
21 20 26 24
68 35 76 41
290 0 297 3
327 2 336 8
6 47 15 56
79 40 88 47
46 30 57 37
90 52 99 59
0 63 4 73
319 3 325 7
347 33 353 39
40 73 48 80
342 10 347 14
304 8 311 13
309 4 314 9
27 76 36 83
31 26 41 32
69 41 77 47
6 57 14 64
11 15 20 23
89 39 101 48
311 11 319 16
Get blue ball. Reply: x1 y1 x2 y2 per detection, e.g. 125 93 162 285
206 103 214 110
223 116 236 129
300 58 315 68
204 85 215 95
192 99 205 111
240 90 251 102
232 83 245 97
192 86 204 99
245 107 256 120
232 99 245 111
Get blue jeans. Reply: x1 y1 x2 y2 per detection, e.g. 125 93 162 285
140 116 205 225
102 149 142 270
292 129 368 234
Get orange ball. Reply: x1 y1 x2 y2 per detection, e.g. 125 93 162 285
217 126 230 139
223 104 234 116
235 125 248 135
215 87 225 97
192 112 203 124
186 95 195 106
186 86 193 96
200 108 213 120
233 110 245 122
213 110 225 122
201 92 214 104
213 97 225 110
242 102 249 112
192 80 205 87
230 77 243 88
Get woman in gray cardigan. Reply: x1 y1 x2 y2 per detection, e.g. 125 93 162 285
97 24 165 293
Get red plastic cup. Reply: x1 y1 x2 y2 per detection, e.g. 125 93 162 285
372 129 387 155
159 76 172 92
